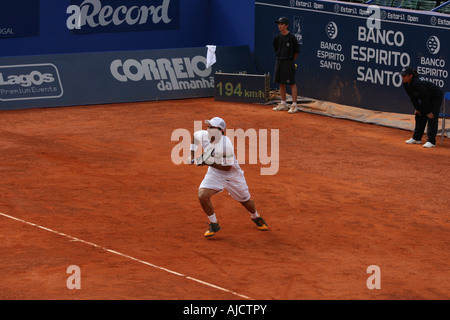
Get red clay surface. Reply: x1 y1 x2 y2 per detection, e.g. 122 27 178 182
0 97 449 300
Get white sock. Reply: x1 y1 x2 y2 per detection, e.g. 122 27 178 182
250 211 260 219
292 102 297 106
280 100 286 105
208 213 218 223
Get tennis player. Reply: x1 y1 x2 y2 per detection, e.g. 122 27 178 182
189 117 268 237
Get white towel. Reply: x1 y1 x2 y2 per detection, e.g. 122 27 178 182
206 45 216 69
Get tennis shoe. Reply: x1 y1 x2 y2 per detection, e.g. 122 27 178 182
252 216 269 231
405 138 421 144
273 104 289 111
423 142 436 148
204 222 221 237
288 106 299 113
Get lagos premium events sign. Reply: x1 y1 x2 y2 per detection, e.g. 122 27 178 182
66 0 179 34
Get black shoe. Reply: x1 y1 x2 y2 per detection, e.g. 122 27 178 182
252 217 268 231
204 222 221 237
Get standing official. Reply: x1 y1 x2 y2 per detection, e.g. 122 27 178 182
272 16 300 114
401 66 443 148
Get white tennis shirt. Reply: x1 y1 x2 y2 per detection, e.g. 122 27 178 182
193 130 243 175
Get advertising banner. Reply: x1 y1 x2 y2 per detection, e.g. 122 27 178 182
66 0 180 34
0 1 40 38
0 46 256 110
255 0 449 114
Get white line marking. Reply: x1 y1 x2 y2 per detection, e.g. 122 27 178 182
0 211 253 300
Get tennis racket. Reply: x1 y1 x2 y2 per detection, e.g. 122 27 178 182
195 147 215 166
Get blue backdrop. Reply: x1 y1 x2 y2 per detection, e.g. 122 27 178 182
0 0 255 57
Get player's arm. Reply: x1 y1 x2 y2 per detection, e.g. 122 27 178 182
189 132 202 165
190 135 196 164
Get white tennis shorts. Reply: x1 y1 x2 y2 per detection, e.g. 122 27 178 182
199 168 251 202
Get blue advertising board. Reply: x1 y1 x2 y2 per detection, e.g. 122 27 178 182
0 1 40 38
0 46 256 110
255 0 449 114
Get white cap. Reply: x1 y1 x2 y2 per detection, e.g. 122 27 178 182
205 117 226 131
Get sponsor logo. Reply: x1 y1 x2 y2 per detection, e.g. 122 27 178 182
429 16 450 26
352 27 410 87
293 16 303 44
326 21 338 39
110 55 214 91
426 35 440 55
0 28 14 35
0 64 63 101
318 21 344 71
66 0 178 33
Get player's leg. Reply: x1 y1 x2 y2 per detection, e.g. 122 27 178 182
240 199 268 231
240 198 256 214
239 198 268 231
225 175 269 231
198 187 222 237
198 187 220 217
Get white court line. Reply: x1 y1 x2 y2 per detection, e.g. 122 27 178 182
0 211 253 300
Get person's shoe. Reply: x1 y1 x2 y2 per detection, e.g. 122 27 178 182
273 104 289 111
288 105 299 113
204 222 221 237
252 217 268 231
423 142 436 148
405 138 421 144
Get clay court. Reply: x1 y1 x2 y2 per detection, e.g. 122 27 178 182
0 97 449 300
